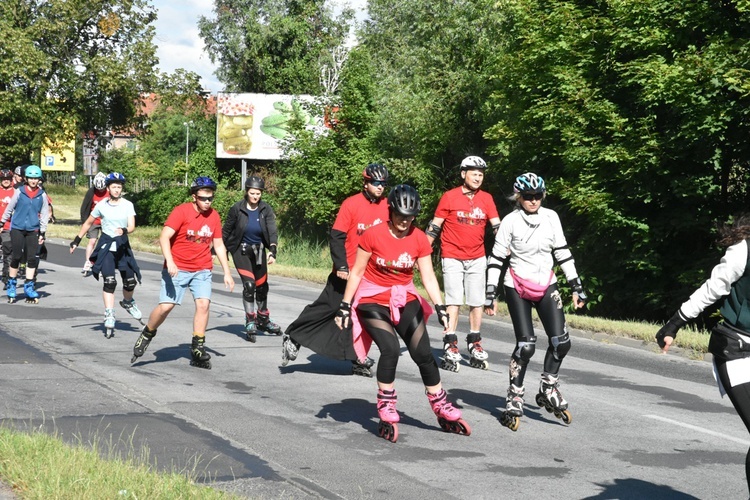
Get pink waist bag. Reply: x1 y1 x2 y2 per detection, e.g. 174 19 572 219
509 268 554 302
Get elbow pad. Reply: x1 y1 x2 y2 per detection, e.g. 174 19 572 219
425 220 442 240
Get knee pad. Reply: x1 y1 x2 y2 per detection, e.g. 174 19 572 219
513 336 537 365
255 282 269 302
122 276 137 292
549 330 571 361
103 276 117 294
242 280 256 302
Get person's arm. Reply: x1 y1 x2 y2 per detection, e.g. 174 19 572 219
38 194 50 236
416 254 450 330
213 237 236 292
336 247 370 329
425 217 444 246
70 215 97 253
159 226 178 276
488 216 501 235
485 216 512 315
265 205 278 264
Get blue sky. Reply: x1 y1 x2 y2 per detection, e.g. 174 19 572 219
150 0 366 95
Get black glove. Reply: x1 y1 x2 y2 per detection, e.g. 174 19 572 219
656 311 688 348
269 245 277 259
568 277 588 302
336 301 352 329
435 304 450 329
70 235 82 249
39 232 45 240
484 284 496 308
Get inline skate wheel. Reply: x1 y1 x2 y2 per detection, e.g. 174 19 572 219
104 328 115 339
378 421 398 443
25 298 39 304
502 413 520 431
130 355 138 363
189 359 212 369
438 418 471 436
558 410 572 425
535 393 552 412
439 359 460 372
469 358 489 370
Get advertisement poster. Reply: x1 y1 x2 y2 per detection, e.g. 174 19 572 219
41 139 76 172
216 92 320 160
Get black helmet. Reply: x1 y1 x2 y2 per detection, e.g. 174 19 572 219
245 175 265 190
388 184 421 216
362 163 389 182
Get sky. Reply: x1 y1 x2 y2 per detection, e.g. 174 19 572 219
150 0 367 95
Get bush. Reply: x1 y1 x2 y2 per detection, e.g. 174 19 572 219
129 185 241 226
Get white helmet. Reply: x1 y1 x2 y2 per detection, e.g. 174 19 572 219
460 156 487 171
93 172 107 190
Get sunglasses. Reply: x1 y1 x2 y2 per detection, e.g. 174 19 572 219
521 193 544 201
369 180 387 187
196 195 214 202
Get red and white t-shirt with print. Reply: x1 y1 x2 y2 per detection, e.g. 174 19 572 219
90 190 108 225
434 186 499 260
0 186 14 231
358 222 433 305
332 193 389 269
164 202 223 272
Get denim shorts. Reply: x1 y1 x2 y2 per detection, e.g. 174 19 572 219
441 257 486 307
159 269 213 305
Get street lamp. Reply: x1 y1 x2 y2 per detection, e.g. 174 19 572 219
183 120 194 186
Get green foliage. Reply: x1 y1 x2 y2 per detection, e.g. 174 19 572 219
129 185 240 227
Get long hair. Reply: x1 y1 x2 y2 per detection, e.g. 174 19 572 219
717 214 750 247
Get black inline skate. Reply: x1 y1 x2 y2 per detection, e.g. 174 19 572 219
189 335 211 369
501 384 525 431
466 332 489 370
281 334 299 367
535 373 572 424
439 333 461 372
131 326 156 363
256 310 282 335
244 313 258 342
352 357 374 377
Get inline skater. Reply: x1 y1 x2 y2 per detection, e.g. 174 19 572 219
222 175 280 342
0 165 50 303
426 156 501 371
78 172 108 275
69 172 141 338
0 169 15 288
336 185 470 442
130 176 234 369
282 163 390 376
485 173 586 431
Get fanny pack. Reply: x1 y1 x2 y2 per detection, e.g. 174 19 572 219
709 322 750 362
510 268 554 302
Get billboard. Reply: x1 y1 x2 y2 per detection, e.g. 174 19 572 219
216 93 320 160
41 138 76 172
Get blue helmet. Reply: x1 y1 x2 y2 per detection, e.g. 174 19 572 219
24 165 43 179
105 172 125 186
513 172 546 194
190 176 217 194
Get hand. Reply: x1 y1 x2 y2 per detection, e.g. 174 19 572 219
655 311 688 354
484 284 496 315
166 262 179 277
336 269 349 280
484 303 497 316
568 278 587 309
224 274 235 292
70 235 82 253
572 293 586 310
335 301 351 330
267 253 276 265
434 304 450 330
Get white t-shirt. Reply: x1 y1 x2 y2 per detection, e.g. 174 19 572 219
91 198 136 250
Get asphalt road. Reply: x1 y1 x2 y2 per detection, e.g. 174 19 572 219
0 240 747 499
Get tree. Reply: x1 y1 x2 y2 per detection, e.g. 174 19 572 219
0 0 159 165
198 0 354 94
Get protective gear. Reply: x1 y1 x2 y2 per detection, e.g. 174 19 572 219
122 276 137 292
190 176 217 194
24 165 43 179
105 172 126 186
549 331 571 361
513 336 537 365
513 172 546 194
425 220 442 239
245 176 265 190
242 280 257 303
362 163 389 182
103 276 117 294
14 166 23 176
484 284 497 308
0 169 12 180
568 277 588 303
460 156 487 171
435 304 450 329
656 311 688 348
93 172 107 190
336 301 352 329
70 236 82 249
387 184 420 217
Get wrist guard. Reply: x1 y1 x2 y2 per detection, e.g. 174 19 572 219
568 277 587 302
484 284 497 307
70 235 82 248
435 304 449 328
656 311 688 348
336 301 352 328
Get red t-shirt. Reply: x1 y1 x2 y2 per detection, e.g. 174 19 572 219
0 187 15 231
164 202 223 272
332 193 389 268
358 222 432 304
434 187 499 260
90 190 108 225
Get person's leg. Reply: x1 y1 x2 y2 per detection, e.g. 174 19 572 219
716 361 750 495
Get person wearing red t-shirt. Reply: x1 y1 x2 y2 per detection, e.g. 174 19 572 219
281 163 390 376
426 156 501 372
0 169 15 287
334 184 470 443
78 172 108 274
130 176 235 369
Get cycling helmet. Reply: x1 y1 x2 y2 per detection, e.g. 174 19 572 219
388 184 421 216
14 166 23 176
105 172 125 186
190 176 217 194
0 169 13 180
513 172 546 194
93 172 107 190
245 175 265 190
24 165 43 179
362 163 389 182
460 156 487 171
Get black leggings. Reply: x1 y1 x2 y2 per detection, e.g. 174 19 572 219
715 360 750 494
505 283 569 386
357 300 440 387
232 248 270 311
10 229 39 269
